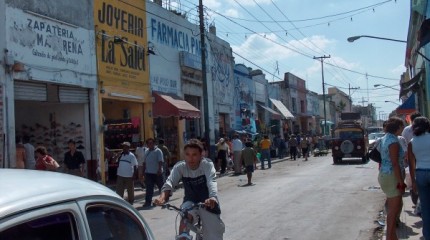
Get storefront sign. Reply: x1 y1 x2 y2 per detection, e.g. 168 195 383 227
150 17 201 55
180 51 202 71
151 75 178 94
6 7 94 74
95 0 148 83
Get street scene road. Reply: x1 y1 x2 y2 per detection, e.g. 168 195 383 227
134 156 385 240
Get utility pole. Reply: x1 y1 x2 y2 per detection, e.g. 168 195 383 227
348 84 359 111
359 97 368 128
314 55 330 136
199 0 211 157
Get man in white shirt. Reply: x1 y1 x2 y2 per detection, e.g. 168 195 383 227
402 112 422 144
231 134 243 175
22 136 35 169
116 142 138 204
135 140 147 189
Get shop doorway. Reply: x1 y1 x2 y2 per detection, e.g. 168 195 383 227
15 101 90 172
154 117 179 164
102 99 144 183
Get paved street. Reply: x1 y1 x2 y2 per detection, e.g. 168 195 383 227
133 155 388 240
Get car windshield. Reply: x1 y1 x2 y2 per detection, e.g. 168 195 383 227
335 129 363 139
369 133 385 140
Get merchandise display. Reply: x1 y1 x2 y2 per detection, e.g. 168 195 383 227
103 119 140 150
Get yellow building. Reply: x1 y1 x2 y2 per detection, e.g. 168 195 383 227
94 0 153 183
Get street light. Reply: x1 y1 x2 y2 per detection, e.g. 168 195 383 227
378 111 385 125
384 100 400 106
347 35 407 43
374 84 400 91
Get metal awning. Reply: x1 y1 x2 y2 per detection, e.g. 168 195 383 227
258 105 282 118
152 92 201 118
269 98 294 119
396 93 416 115
399 71 422 98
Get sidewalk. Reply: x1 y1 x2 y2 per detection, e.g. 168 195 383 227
383 191 424 240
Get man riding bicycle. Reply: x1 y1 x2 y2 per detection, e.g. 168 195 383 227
153 139 225 240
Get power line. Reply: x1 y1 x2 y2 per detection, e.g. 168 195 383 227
205 6 400 81
211 0 392 23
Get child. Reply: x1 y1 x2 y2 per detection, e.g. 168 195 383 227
241 141 258 185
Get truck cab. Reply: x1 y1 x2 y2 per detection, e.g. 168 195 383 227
331 113 367 164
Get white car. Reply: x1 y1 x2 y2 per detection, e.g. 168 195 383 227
368 132 385 148
0 169 155 240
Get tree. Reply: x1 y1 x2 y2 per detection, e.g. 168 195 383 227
336 100 346 113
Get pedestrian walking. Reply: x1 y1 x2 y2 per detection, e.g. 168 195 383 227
273 135 280 158
158 139 171 178
288 135 298 160
64 139 85 177
216 138 230 174
135 140 147 189
259 135 271 169
241 141 258 185
23 135 35 169
115 141 138 205
296 134 302 158
232 134 243 175
142 138 164 208
407 116 430 240
300 136 310 161
277 137 287 159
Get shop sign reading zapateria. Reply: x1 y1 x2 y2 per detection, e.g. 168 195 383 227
6 7 94 74
95 0 148 83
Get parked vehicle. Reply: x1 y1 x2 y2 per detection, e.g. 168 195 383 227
0 169 155 240
332 119 367 164
368 132 385 148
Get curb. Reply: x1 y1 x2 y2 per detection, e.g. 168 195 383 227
382 190 423 239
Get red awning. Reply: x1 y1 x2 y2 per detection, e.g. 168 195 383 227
152 92 201 118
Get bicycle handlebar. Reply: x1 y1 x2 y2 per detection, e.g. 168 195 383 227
161 203 205 213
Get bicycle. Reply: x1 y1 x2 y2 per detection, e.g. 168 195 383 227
161 202 205 240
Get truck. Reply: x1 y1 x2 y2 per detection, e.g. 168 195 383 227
331 112 367 164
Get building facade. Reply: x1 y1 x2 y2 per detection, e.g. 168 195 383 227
2 1 99 174
95 0 153 182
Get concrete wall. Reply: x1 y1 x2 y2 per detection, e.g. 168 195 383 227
0 0 6 167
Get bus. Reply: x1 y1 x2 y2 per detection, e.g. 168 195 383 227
367 126 383 135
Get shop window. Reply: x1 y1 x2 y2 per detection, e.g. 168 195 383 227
86 204 149 240
0 212 79 240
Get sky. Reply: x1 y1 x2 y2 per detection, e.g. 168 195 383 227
168 0 410 119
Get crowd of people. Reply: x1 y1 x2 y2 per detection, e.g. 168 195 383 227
374 112 429 240
14 136 86 175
